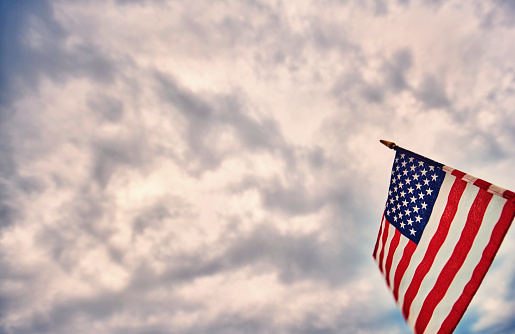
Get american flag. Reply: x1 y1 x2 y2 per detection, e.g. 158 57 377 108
373 146 515 334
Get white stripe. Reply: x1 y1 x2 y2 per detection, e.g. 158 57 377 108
381 222 397 271
442 166 454 174
442 166 509 199
396 172 456 309
375 216 387 267
388 233 410 290
407 182 479 329
424 194 506 333
489 184 506 197
462 174 478 184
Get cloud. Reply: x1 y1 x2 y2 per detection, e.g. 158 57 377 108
91 136 150 187
155 71 290 175
385 48 413 92
87 94 125 123
1 0 515 333
415 74 450 109
0 1 118 107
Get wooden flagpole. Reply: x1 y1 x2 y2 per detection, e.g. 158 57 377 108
380 140 397 150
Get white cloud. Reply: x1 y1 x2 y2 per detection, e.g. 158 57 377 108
1 0 515 333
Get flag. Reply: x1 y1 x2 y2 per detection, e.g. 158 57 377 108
373 145 515 334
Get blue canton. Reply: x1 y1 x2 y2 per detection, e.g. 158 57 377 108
384 151 445 244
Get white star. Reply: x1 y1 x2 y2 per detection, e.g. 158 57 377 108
410 196 416 203
402 200 408 206
421 202 428 209
404 208 411 215
421 169 427 176
389 190 392 196
401 154 405 159
392 207 397 213
410 165 416 171
402 161 407 167
397 203 401 209
400 191 406 198
431 174 438 181
426 188 433 195
403 170 408 175
418 193 425 199
394 216 398 222
400 222 406 228
408 187 414 194
415 215 422 223
413 205 420 213
423 179 430 185
405 178 411 185
395 158 399 163
410 228 416 235
416 183 422 190
429 166 435 171
390 198 394 204
398 213 403 219
413 174 419 180
407 218 413 225
418 161 424 166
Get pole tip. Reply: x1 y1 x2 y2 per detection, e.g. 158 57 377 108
380 140 396 149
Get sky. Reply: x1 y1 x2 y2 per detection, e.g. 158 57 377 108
1 0 515 333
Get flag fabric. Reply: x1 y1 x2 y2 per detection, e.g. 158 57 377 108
373 146 515 334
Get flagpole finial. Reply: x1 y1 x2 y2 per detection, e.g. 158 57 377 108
380 140 396 149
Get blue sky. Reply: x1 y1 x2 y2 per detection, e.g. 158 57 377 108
1 0 515 333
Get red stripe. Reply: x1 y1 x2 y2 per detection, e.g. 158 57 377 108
437 200 515 334
393 241 417 301
378 219 390 273
402 176 467 320
504 190 515 200
384 228 401 287
414 189 493 334
473 179 491 191
373 214 385 259
451 169 466 179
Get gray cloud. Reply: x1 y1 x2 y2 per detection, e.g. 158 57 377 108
87 94 125 123
476 0 515 28
91 136 149 188
259 179 327 215
415 74 450 109
361 84 385 104
385 48 413 92
223 225 361 285
334 47 414 106
125 220 362 291
9 217 368 333
0 185 16 229
0 0 118 107
1 0 515 333
155 72 291 175
131 198 189 236
495 0 515 11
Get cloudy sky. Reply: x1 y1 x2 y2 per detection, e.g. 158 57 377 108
1 0 515 333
